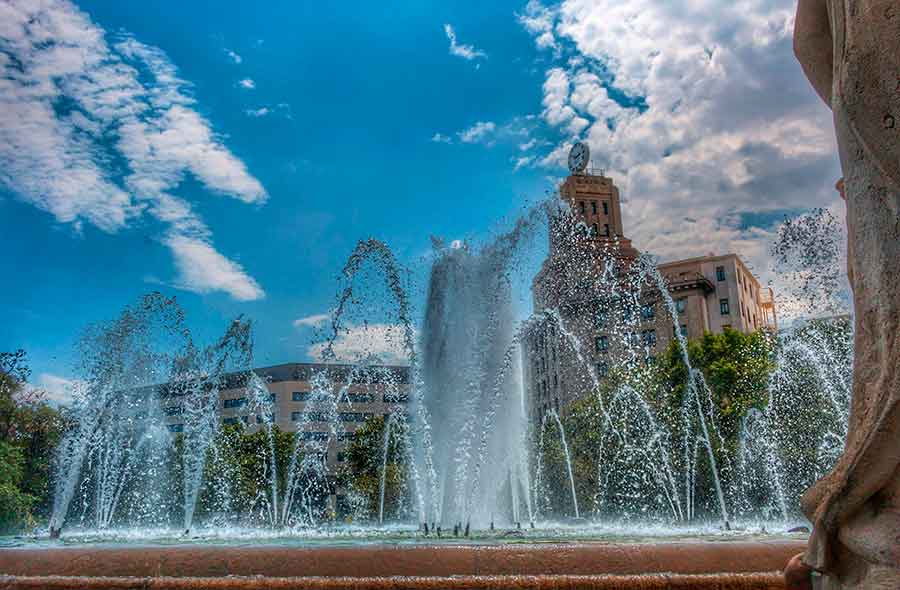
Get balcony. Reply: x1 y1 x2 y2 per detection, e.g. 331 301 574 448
665 272 715 294
758 288 778 329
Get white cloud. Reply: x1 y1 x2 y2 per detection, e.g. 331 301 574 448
225 48 242 64
431 132 453 144
28 373 84 406
513 155 535 171
521 0 841 273
444 24 487 61
307 323 411 365
458 121 496 144
0 0 266 301
293 313 331 328
165 233 264 301
517 0 558 52
238 78 255 89
244 103 292 120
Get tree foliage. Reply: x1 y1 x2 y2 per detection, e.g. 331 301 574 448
0 350 65 533
655 328 775 439
535 329 777 520
338 414 409 522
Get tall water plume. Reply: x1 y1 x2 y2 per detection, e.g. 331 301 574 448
48 293 253 535
415 203 548 528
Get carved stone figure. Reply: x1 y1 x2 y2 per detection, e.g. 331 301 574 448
788 0 900 588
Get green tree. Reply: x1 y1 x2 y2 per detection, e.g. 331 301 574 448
0 440 34 532
653 328 776 515
656 328 775 440
339 415 409 522
0 350 65 532
536 330 776 521
192 422 297 524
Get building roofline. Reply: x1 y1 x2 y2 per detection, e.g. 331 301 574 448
656 252 741 268
657 252 764 286
251 361 411 373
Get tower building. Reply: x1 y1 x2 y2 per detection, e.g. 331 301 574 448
524 143 777 427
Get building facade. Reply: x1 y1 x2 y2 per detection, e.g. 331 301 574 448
524 168 777 426
657 254 777 350
161 362 411 513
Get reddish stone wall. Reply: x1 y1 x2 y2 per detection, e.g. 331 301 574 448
0 542 803 578
0 572 787 589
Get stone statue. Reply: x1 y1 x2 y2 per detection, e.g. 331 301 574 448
788 1 900 588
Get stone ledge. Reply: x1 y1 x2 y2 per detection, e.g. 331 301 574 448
0 541 804 579
0 573 787 590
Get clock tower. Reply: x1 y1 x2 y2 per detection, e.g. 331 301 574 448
525 143 641 420
532 142 639 311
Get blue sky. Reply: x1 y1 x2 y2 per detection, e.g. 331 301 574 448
0 0 842 400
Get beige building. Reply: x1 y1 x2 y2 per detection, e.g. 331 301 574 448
524 168 777 425
656 254 776 352
162 362 410 500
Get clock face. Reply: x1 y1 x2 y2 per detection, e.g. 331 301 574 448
568 142 589 173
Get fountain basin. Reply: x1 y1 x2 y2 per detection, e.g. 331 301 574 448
0 541 802 589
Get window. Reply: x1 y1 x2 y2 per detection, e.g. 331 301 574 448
339 412 373 423
603 202 609 215
383 392 409 403
604 224 610 237
641 304 655 320
163 405 182 416
642 329 657 347
675 298 687 314
595 335 609 353
596 361 608 378
718 298 733 316
292 391 312 402
291 411 303 422
680 324 688 338
346 393 373 403
223 417 240 425
579 201 586 213
167 423 184 433
716 266 726 281
591 201 597 214
337 432 355 441
591 223 598 236
223 397 247 409
301 431 328 441
306 411 330 422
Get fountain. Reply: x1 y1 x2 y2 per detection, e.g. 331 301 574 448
31 193 854 539
544 409 579 519
2 188 854 590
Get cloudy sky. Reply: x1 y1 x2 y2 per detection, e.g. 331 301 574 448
1 0 842 400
